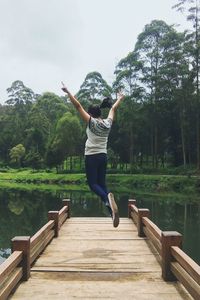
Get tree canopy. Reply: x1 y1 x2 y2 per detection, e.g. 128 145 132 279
1 2 200 172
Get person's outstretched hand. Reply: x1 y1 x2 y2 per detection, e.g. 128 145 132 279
61 81 69 93
117 92 125 101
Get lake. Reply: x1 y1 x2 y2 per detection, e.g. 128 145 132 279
0 185 199 265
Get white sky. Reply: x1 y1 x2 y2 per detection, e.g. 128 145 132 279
0 0 190 104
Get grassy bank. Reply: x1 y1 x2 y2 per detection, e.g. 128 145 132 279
0 169 200 194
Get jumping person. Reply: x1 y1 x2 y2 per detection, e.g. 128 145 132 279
61 82 124 227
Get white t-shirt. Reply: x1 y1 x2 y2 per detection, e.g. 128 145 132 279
85 117 112 155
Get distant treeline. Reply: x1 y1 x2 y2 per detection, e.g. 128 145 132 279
1 2 200 172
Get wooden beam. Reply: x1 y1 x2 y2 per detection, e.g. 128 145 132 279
62 199 71 218
48 211 59 237
128 199 136 218
161 231 182 281
11 236 31 281
137 209 150 237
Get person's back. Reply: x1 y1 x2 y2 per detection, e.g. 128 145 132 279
85 117 112 155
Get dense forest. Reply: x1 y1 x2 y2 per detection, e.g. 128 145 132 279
1 0 200 173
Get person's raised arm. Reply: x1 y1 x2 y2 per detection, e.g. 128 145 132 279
61 82 90 123
108 92 125 121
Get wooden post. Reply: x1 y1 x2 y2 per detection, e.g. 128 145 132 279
11 236 30 281
161 231 182 281
137 208 150 237
128 199 136 218
62 198 71 218
48 211 59 237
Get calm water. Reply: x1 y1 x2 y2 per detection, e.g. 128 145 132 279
0 186 199 265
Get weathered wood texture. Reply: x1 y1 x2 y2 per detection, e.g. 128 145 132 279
9 218 192 300
0 252 23 300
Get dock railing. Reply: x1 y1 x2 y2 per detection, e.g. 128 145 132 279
128 199 200 300
0 199 70 300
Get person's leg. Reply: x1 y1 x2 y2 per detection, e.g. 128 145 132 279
97 153 108 195
85 154 108 204
97 154 119 227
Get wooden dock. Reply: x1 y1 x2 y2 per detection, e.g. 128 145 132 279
8 217 192 300
1 199 200 300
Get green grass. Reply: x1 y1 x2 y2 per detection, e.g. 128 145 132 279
0 169 85 183
0 169 200 195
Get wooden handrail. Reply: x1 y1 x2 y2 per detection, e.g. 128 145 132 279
171 246 200 285
128 199 200 300
30 230 54 265
128 200 139 226
171 262 200 300
142 217 162 240
143 226 162 256
0 199 71 300
0 251 22 282
130 204 138 214
30 220 54 248
58 205 68 216
0 268 23 300
0 251 23 300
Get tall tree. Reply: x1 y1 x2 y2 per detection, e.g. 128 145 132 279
77 71 112 102
113 51 142 96
35 92 67 135
159 28 194 166
25 105 50 156
173 0 200 169
134 20 175 167
46 112 82 170
6 80 36 106
5 81 37 147
9 144 25 167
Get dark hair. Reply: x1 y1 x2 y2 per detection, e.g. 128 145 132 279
100 97 112 109
88 97 112 118
88 105 101 118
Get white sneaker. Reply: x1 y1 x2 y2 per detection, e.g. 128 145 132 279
108 193 119 228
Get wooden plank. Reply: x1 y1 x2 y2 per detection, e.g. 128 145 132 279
10 276 192 300
171 246 200 285
64 217 131 224
59 227 137 234
31 262 161 273
30 221 54 248
60 222 136 228
0 267 22 300
30 271 162 281
0 251 22 282
171 262 200 300
36 240 155 258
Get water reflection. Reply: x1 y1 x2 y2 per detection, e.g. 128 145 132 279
0 187 199 265
135 194 200 265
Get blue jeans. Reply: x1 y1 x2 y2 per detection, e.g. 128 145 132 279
85 153 109 205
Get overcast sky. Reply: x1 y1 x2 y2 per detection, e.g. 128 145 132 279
0 0 190 104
